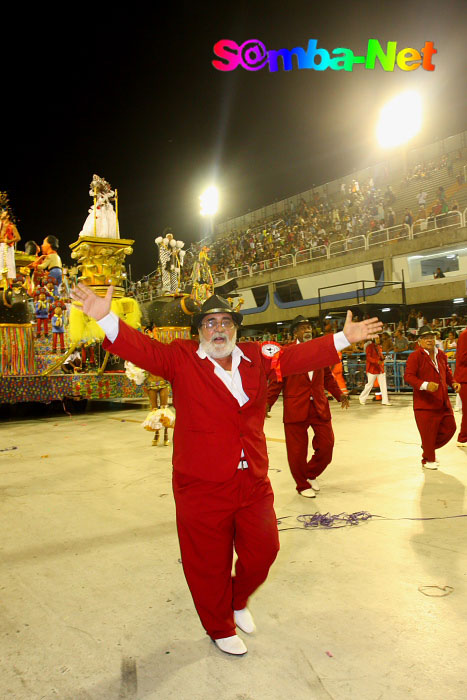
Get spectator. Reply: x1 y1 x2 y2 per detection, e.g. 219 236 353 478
394 329 409 353
381 331 394 353
434 267 445 279
444 330 457 358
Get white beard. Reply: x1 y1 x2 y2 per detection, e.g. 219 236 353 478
199 329 237 359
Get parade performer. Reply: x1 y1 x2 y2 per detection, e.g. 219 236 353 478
51 306 66 353
404 330 460 469
71 281 382 656
267 316 349 498
190 246 214 305
34 236 63 286
331 350 349 396
155 230 186 293
79 174 119 239
0 197 21 286
453 325 467 447
35 290 50 337
143 374 171 446
359 335 392 406
125 358 173 446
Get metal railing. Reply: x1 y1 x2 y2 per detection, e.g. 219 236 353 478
413 210 463 237
368 223 410 247
181 210 466 286
344 352 457 394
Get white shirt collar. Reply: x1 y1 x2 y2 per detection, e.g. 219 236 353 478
422 346 439 370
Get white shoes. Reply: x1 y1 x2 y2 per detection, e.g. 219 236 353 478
423 462 438 470
382 402 392 406
234 607 256 634
299 488 316 498
308 478 320 492
214 635 247 655
358 398 366 405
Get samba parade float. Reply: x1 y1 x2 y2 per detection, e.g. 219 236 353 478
0 179 147 406
0 182 243 416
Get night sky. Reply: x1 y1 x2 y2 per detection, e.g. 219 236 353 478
2 1 466 279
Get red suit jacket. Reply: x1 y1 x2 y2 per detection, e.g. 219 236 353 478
454 328 467 383
267 356 343 423
365 342 384 374
404 346 454 411
103 321 339 482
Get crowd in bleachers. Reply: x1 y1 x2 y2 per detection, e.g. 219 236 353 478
184 152 466 282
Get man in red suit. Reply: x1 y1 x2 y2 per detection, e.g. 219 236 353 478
267 316 349 498
404 330 460 469
454 325 467 446
70 283 382 656
359 335 392 405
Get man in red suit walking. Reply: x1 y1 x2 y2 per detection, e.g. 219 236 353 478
404 330 460 469
70 283 382 656
359 335 392 405
267 316 349 498
454 325 467 447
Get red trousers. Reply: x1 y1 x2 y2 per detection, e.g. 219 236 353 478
36 318 49 335
172 468 279 639
414 408 456 463
52 333 65 351
457 383 467 443
284 401 335 492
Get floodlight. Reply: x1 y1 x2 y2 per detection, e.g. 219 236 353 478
376 91 422 148
200 186 219 217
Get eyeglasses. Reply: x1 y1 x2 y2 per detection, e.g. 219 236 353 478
201 318 235 330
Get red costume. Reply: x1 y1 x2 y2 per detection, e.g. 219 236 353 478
404 347 456 464
102 320 338 639
331 351 348 396
454 328 467 444
267 361 343 493
359 341 390 404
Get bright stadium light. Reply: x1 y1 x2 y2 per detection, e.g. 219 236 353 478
376 91 422 148
199 186 219 217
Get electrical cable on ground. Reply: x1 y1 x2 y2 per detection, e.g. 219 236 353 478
277 511 467 531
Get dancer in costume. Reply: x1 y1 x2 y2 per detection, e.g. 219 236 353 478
190 246 214 305
79 174 118 239
155 230 186 293
0 196 21 286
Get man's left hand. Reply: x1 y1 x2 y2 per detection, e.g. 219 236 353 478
340 396 350 409
342 310 383 346
453 382 461 393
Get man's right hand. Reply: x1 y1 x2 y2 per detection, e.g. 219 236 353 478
70 283 114 321
426 382 439 392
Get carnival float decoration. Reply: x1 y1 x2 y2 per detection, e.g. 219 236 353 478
69 174 140 349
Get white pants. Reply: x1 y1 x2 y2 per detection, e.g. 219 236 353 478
360 372 389 404
0 242 16 279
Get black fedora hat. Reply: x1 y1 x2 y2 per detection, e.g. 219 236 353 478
290 315 311 335
192 294 243 327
